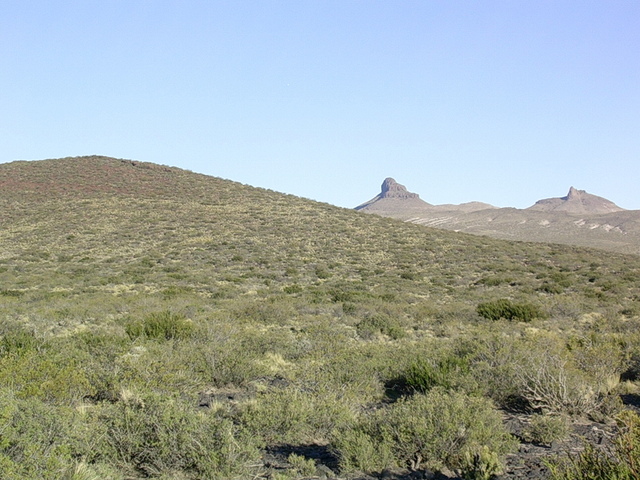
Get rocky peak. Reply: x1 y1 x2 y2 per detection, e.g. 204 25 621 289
355 178 430 212
527 187 624 214
565 187 583 200
379 178 420 199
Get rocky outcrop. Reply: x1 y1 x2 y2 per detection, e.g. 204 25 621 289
355 178 495 215
379 178 420 200
355 178 432 212
527 187 625 214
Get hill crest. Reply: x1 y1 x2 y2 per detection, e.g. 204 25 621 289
526 186 625 214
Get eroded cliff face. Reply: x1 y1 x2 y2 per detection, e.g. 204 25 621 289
379 178 420 199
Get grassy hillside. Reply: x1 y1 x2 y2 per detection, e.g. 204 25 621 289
1 156 640 479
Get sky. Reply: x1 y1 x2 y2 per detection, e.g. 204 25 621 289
1 1 639 210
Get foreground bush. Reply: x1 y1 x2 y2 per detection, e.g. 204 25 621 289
0 391 104 479
96 390 261 479
466 334 606 416
335 388 516 478
239 387 356 445
548 410 640 480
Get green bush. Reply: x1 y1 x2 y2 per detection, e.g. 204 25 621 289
125 311 194 340
356 314 406 340
239 387 356 445
287 453 317 477
0 391 88 479
96 391 261 479
335 388 516 477
476 299 545 322
0 323 41 357
459 445 503 480
0 344 94 404
523 414 570 446
405 355 475 393
333 428 396 473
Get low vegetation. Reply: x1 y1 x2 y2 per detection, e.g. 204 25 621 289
0 157 639 479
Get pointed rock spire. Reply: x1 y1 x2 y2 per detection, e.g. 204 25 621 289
379 178 420 199
354 178 430 211
565 187 583 200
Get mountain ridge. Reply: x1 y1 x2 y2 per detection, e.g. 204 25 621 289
356 178 640 255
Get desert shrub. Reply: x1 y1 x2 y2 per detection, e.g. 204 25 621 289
96 390 261 479
335 388 516 477
230 297 297 325
124 311 194 340
459 445 503 480
341 301 358 315
287 453 317 477
356 313 406 340
568 335 626 395
333 428 396 473
0 391 90 479
315 265 331 279
282 284 303 294
405 354 477 394
514 348 599 416
475 276 512 287
523 414 570 445
538 282 564 294
59 462 124 480
193 322 276 388
239 387 356 445
0 343 94 404
476 299 545 322
399 270 418 280
547 410 640 480
464 334 601 415
0 323 41 357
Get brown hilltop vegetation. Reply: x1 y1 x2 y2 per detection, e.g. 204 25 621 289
356 178 640 256
0 155 213 199
1 156 640 480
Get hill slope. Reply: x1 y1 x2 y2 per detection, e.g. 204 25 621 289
356 178 640 255
1 156 640 479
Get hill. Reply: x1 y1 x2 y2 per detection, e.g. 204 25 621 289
355 177 494 215
1 156 640 479
356 179 640 255
527 186 624 214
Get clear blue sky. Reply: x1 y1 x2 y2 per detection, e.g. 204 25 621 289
2 1 639 209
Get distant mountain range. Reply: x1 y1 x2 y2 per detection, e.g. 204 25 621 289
356 178 640 255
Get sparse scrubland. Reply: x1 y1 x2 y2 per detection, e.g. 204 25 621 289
1 157 640 479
